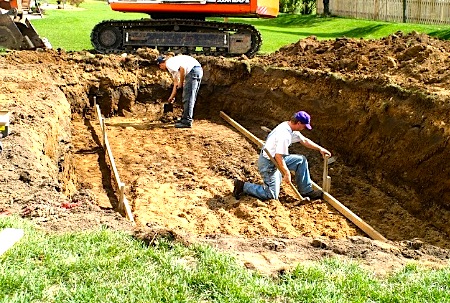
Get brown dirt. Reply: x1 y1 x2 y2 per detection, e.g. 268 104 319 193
1 31 450 276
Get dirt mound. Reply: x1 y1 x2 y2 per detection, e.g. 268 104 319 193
259 31 450 95
1 32 450 275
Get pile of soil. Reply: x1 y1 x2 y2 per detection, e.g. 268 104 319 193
259 31 450 96
1 32 449 276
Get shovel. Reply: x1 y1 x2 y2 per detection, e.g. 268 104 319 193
164 86 182 113
163 102 173 113
164 92 179 113
163 96 175 113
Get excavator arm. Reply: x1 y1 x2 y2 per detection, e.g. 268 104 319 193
0 0 47 50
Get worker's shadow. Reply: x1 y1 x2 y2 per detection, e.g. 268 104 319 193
77 117 121 212
278 192 322 207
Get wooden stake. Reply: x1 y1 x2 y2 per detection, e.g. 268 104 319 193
101 118 106 148
123 196 135 224
323 155 331 192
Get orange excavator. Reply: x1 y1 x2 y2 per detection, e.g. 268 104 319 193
91 0 279 57
0 0 46 50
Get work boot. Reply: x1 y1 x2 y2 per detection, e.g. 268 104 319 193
233 179 245 200
303 189 323 200
175 122 191 128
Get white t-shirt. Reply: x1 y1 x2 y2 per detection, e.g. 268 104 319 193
165 55 201 78
262 121 305 159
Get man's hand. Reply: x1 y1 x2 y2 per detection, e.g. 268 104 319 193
274 153 291 183
282 172 291 184
319 148 332 158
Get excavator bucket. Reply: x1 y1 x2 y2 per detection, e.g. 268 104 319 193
0 14 45 50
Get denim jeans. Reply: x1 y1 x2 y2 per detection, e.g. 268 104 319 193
243 152 313 200
181 66 203 125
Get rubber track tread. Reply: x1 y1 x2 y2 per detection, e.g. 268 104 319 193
91 19 262 57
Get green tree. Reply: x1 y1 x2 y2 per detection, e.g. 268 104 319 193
301 0 316 14
323 0 330 15
279 0 316 14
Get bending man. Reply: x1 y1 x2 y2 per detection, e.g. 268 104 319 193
157 55 203 128
233 111 331 201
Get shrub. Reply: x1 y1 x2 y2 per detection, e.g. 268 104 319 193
69 0 84 7
279 0 316 14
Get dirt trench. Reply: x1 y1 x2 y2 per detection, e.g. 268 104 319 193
1 34 450 275
87 54 450 245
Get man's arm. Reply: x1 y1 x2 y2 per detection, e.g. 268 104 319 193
274 153 291 183
299 137 331 157
177 67 186 89
168 74 180 102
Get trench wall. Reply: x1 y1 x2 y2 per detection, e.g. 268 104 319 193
76 56 450 235
0 66 75 216
195 58 450 229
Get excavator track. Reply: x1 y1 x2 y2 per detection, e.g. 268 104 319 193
91 19 262 58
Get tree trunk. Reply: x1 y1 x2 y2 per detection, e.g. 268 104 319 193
324 0 330 15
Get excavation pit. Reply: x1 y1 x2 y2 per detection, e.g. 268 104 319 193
1 33 450 274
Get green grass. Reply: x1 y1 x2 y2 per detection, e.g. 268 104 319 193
31 0 147 51
224 14 450 53
1 216 450 303
30 1 450 53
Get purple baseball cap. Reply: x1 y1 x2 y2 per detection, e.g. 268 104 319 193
295 111 312 130
156 56 166 64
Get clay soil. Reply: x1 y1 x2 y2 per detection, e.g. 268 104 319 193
1 31 450 276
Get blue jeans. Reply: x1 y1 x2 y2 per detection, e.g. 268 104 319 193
243 152 313 200
180 66 203 125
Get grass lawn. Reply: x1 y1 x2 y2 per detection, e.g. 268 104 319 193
237 14 450 53
31 0 147 51
29 0 450 53
1 216 450 303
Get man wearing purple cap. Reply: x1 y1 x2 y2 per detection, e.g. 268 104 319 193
233 111 331 201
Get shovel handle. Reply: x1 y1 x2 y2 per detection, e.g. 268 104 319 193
263 148 308 201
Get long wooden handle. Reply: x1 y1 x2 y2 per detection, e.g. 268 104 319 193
263 148 307 201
